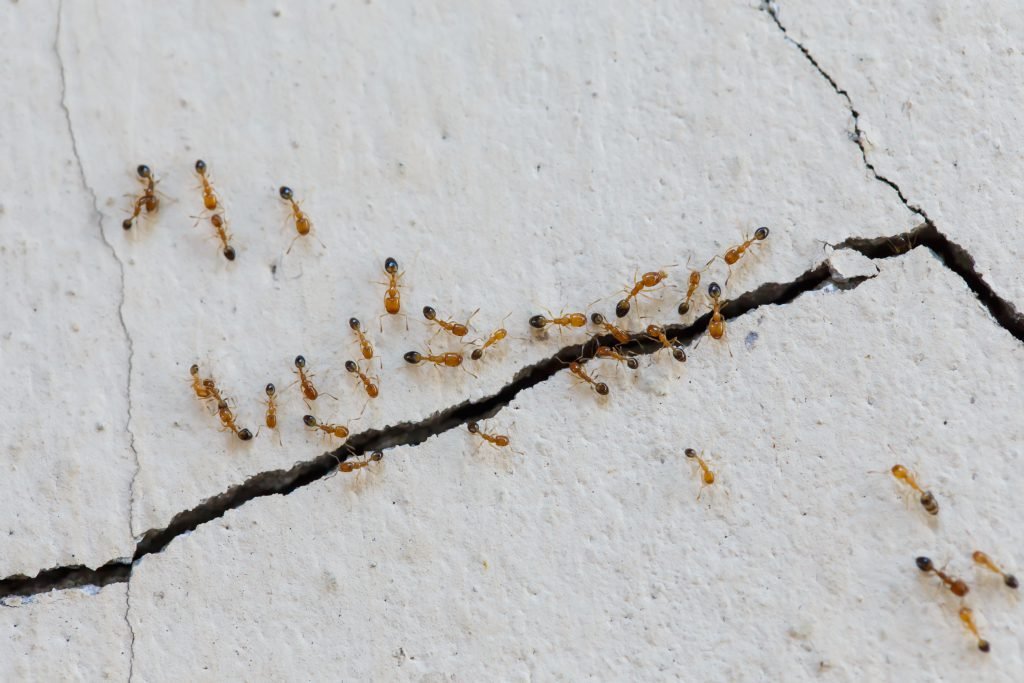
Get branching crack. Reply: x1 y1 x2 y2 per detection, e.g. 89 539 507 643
759 1 1022 341
53 1 141 538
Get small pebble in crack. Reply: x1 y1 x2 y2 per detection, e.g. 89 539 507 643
744 331 759 350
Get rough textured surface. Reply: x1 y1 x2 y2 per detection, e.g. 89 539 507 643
774 0 1024 311
128 252 1023 680
3 0 1022 680
0 585 130 681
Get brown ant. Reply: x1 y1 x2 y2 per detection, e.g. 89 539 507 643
590 313 631 345
208 213 236 261
891 464 939 515
706 282 727 341
349 318 374 360
215 399 253 441
279 186 323 253
595 345 639 370
338 450 384 473
382 257 403 315
677 268 702 316
615 269 670 318
529 311 587 331
345 360 379 398
707 226 770 283
263 383 279 431
467 421 514 450
916 556 969 597
423 306 478 338
972 550 1018 589
302 414 352 440
685 448 716 500
403 349 475 378
645 325 686 362
470 315 511 360
122 164 159 230
958 607 991 652
194 159 220 212
292 355 334 403
189 364 214 401
567 361 609 396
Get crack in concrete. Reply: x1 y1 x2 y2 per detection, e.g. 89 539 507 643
759 2 1023 341
53 0 141 537
123 577 135 683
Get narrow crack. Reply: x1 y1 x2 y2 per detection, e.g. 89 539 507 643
1 219 1019 600
53 0 141 539
124 577 135 682
759 1 1022 342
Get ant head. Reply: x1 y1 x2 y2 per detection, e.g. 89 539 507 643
614 299 630 318
279 186 293 200
626 357 640 370
403 351 422 364
294 355 306 369
344 360 358 373
422 305 437 320
136 164 151 178
237 428 254 441
528 315 546 329
122 218 133 230
672 347 687 363
189 364 200 376
467 421 480 434
677 301 690 315
349 317 361 331
194 159 207 173
915 556 933 572
265 383 275 396
590 312 606 325
302 415 318 427
470 348 484 360
217 400 229 411
384 257 399 274
684 448 698 459
223 246 236 261
707 282 722 298
754 226 770 240
370 451 384 462
595 382 610 396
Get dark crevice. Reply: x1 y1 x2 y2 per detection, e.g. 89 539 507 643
760 2 1023 342
3 217 1019 599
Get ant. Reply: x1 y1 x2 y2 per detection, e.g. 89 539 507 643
349 318 374 360
338 450 384 474
122 164 159 230
707 226 770 284
216 399 253 441
467 421 514 450
189 364 214 401
590 313 631 345
529 311 587 331
423 306 478 338
595 345 639 370
958 607 991 652
345 360 379 398
292 355 334 403
684 448 716 500
615 269 670 318
890 464 939 515
209 213 236 261
645 325 686 362
470 315 511 360
677 268 702 316
567 361 609 396
263 382 279 431
194 159 220 212
972 550 1019 589
403 350 475 377
916 556 969 597
382 257 403 315
706 282 727 341
302 414 352 440
279 186 323 253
